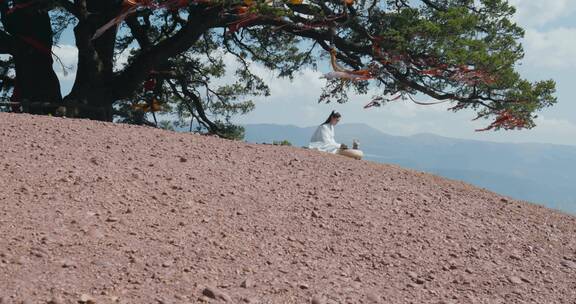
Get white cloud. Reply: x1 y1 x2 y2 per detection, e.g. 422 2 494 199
522 27 576 69
52 44 78 81
508 0 576 27
1 46 77 91
234 64 461 132
113 47 133 72
506 1 576 70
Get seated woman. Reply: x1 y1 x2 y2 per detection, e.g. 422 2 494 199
308 111 347 153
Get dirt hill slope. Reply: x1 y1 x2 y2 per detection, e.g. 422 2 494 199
0 113 575 304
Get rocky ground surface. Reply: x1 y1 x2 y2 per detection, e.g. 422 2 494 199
0 113 575 304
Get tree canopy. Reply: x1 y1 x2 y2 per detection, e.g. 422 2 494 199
0 0 557 134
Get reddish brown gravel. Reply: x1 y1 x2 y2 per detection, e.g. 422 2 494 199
1 113 575 304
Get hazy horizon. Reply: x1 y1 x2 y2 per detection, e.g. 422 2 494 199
245 122 576 148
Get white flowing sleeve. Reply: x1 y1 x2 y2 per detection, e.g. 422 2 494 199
308 125 341 153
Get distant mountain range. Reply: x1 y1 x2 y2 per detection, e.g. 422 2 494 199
243 123 576 214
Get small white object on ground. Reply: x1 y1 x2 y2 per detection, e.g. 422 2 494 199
338 149 364 160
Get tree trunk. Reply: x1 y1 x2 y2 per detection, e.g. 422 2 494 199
2 4 62 114
64 0 119 121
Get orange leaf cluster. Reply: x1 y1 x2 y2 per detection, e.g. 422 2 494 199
132 98 164 112
475 110 528 131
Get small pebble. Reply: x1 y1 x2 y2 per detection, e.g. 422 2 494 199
106 217 119 223
561 260 576 269
79 294 96 304
202 286 232 302
366 293 380 303
162 260 173 268
508 276 523 284
311 295 326 304
47 296 63 304
240 278 254 288
61 259 77 268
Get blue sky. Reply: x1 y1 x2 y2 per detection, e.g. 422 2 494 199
52 0 576 146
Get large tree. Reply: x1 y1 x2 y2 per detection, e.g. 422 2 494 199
0 0 556 133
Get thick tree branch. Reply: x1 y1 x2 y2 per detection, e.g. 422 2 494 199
177 76 219 132
420 0 446 11
0 30 14 54
384 66 496 110
69 0 90 23
111 6 222 100
167 79 211 130
126 15 152 51
254 17 371 56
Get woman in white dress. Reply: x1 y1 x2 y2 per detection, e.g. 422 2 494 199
309 111 347 153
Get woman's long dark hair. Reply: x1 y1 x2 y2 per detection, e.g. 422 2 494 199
323 111 341 125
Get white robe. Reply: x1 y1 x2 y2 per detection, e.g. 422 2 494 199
308 124 341 153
